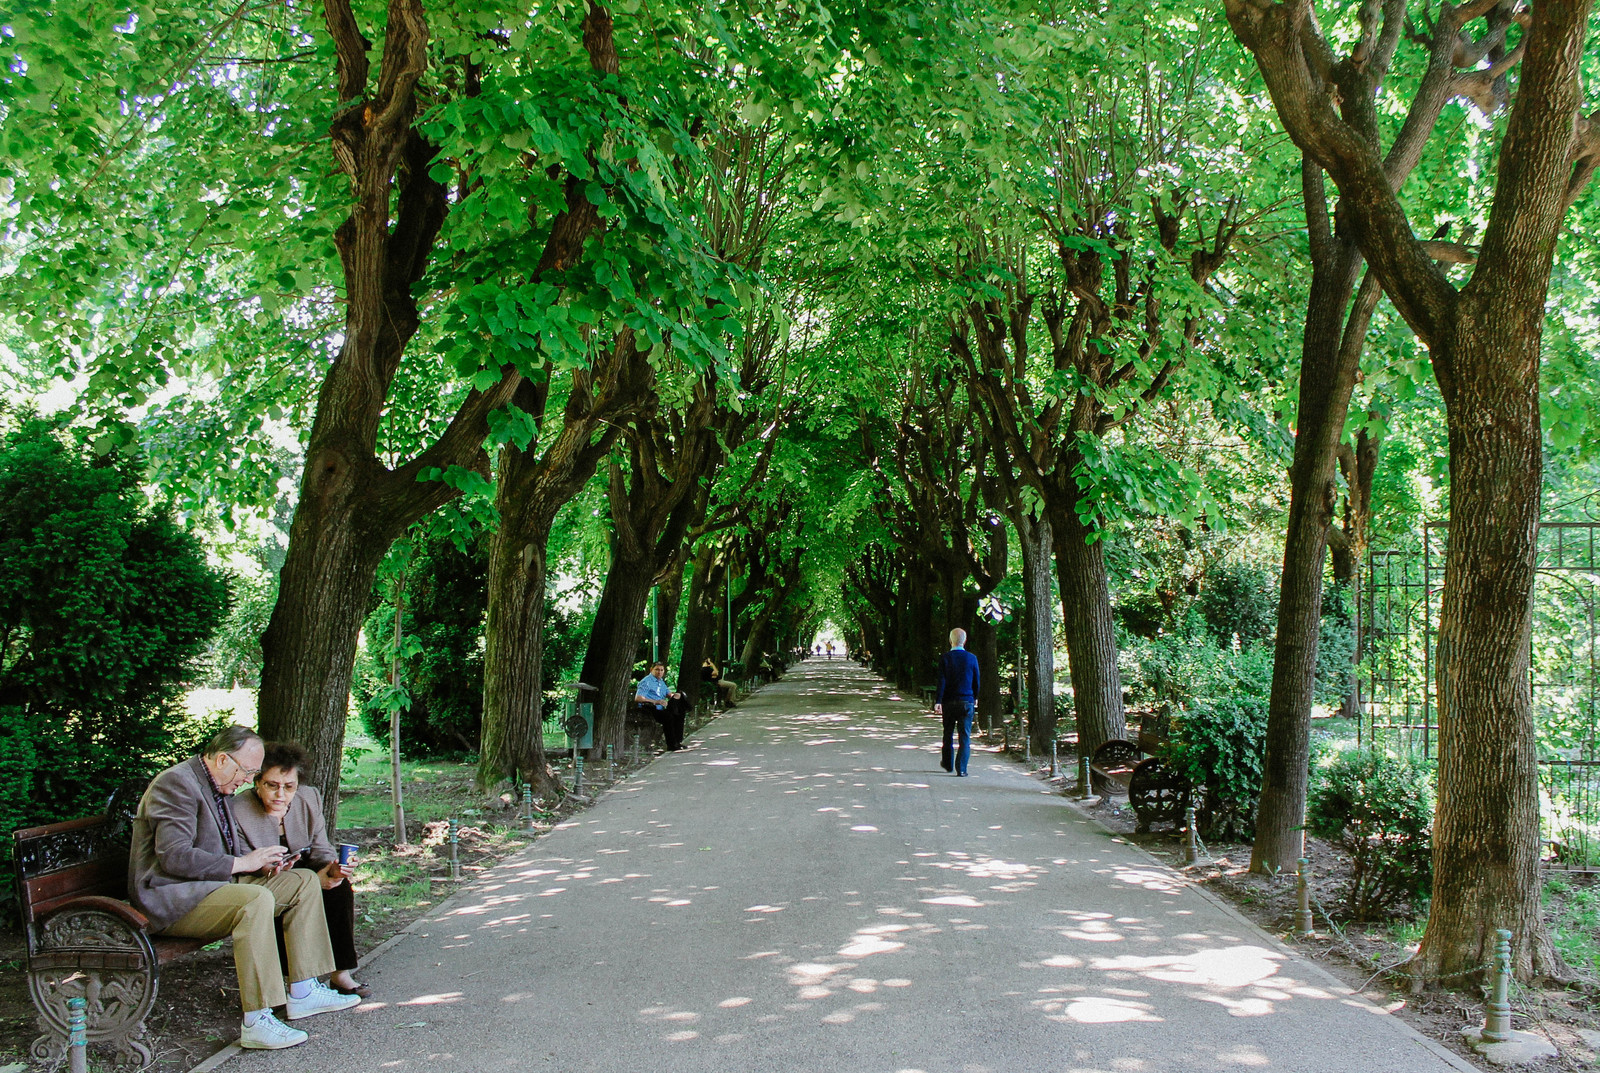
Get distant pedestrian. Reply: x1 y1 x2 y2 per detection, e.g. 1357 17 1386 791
825 641 835 659
933 628 979 777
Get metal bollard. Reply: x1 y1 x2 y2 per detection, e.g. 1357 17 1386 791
1077 754 1092 799
1481 929 1514 1042
448 817 460 880
605 743 614 781
1050 740 1059 779
575 755 585 794
1184 806 1199 865
632 732 641 766
67 995 87 1073
1294 857 1314 936
522 785 536 832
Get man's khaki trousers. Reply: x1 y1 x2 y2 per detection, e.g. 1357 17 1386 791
160 869 335 1012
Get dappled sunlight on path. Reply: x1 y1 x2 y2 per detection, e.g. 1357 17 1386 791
232 658 1471 1073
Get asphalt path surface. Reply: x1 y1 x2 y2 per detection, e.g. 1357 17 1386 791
233 658 1472 1073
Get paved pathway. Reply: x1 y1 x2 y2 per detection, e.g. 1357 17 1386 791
235 659 1472 1073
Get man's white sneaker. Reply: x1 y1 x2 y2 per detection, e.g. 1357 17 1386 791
285 981 361 1020
239 1012 308 1050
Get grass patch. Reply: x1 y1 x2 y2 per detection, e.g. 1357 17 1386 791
1545 876 1600 974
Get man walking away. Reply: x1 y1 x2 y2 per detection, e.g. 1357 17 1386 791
933 628 979 777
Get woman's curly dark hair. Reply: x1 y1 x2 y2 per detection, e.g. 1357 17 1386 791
257 741 311 781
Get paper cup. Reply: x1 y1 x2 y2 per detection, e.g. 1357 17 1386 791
337 843 359 866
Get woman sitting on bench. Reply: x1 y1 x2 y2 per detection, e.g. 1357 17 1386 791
701 657 738 709
234 742 369 998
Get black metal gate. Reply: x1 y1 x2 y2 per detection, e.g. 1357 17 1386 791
1363 519 1600 871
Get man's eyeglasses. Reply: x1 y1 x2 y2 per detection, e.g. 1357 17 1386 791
220 753 261 778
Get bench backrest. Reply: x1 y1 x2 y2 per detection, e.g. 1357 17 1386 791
12 780 143 955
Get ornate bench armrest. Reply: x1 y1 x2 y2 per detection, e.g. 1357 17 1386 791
42 895 152 936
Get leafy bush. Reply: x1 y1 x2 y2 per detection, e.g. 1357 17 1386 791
1307 751 1434 920
1164 695 1269 840
1313 585 1357 709
1120 627 1274 713
0 418 229 854
1196 558 1277 646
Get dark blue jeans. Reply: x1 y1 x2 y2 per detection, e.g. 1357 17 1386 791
941 700 974 775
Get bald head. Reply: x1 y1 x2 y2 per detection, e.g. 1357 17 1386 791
948 628 967 648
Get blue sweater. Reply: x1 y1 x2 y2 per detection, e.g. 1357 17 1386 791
935 647 980 704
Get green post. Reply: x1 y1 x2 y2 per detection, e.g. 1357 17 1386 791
1294 857 1314 935
1481 929 1513 1042
67 995 87 1073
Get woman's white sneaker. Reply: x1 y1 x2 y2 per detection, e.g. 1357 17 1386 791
239 1011 308 1049
285 981 361 1020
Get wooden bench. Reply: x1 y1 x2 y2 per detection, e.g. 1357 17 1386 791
14 781 199 1069
1088 738 1142 797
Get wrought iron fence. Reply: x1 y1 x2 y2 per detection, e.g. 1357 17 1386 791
1363 519 1600 871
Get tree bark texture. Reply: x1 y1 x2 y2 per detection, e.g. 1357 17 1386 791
675 543 724 707
580 551 656 756
1252 207 1370 875
1417 308 1555 980
1049 498 1126 757
1016 511 1057 754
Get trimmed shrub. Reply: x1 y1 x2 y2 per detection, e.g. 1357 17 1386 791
1307 751 1434 920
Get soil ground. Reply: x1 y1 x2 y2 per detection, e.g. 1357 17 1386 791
996 737 1600 1073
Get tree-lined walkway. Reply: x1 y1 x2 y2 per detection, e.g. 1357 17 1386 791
234 660 1471 1073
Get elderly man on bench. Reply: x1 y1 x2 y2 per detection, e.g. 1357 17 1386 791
129 726 359 1050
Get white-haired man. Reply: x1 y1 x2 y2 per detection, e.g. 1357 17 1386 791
932 628 980 776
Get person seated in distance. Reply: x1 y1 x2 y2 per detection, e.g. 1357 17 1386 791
700 656 738 709
636 661 690 750
128 726 359 1051
233 741 369 998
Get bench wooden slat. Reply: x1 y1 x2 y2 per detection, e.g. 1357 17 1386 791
24 856 129 923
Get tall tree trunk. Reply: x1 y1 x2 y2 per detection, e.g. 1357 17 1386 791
971 614 1001 733
1048 500 1125 756
476 358 636 792
675 543 721 706
655 565 683 664
1416 308 1553 980
260 512 396 822
1016 511 1056 754
1251 222 1368 875
578 553 655 758
1333 428 1379 720
479 534 556 794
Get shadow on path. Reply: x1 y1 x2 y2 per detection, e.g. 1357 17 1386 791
231 658 1472 1073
